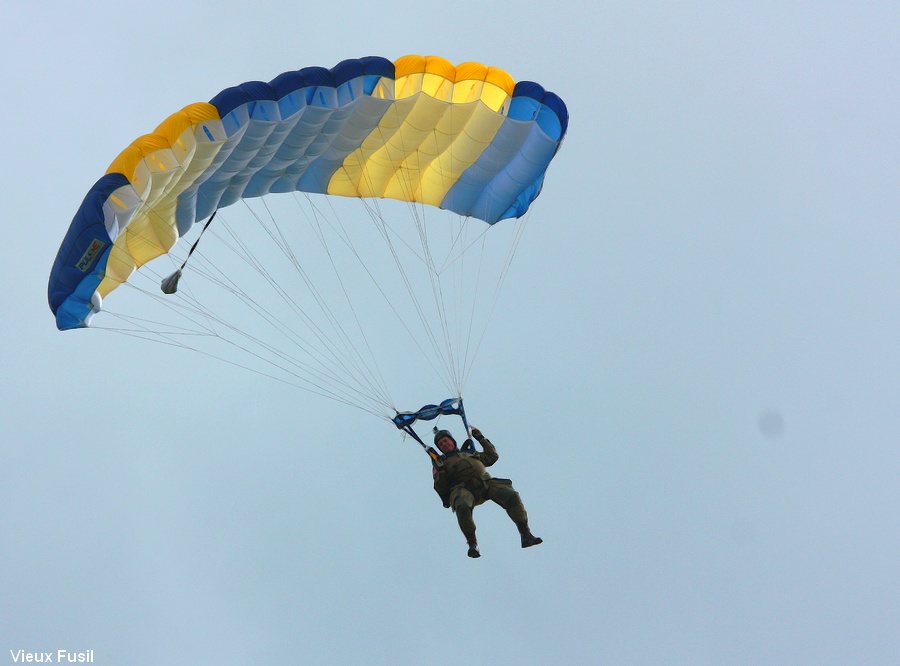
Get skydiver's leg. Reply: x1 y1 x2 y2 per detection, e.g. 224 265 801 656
487 479 527 523
488 480 542 548
451 488 480 558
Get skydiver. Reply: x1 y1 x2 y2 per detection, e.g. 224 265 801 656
432 426 542 558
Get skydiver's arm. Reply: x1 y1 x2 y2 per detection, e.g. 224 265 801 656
472 429 499 467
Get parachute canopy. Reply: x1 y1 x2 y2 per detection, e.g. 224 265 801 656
48 55 568 332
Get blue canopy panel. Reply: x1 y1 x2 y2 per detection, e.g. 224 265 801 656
48 173 129 329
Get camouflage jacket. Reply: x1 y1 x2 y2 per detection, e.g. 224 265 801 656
433 433 499 508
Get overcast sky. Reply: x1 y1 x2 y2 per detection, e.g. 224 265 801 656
2 2 898 664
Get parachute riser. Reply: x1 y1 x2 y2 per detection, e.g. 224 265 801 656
398 424 444 468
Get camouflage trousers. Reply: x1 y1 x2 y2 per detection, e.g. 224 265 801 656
450 478 528 539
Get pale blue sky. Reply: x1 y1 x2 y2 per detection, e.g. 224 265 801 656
2 2 898 664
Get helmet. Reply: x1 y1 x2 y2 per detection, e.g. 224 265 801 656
433 429 456 447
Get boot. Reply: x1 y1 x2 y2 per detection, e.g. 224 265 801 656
466 534 480 558
518 523 543 548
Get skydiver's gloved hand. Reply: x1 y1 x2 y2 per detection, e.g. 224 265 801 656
470 427 483 439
